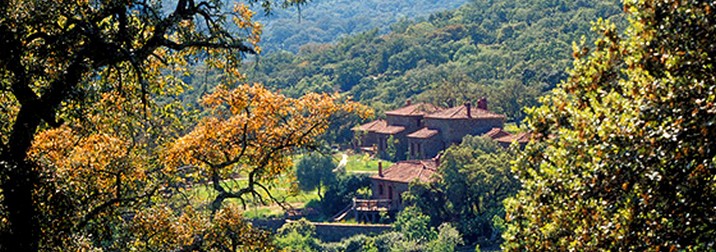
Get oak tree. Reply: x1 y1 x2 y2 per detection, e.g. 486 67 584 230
503 0 716 250
163 83 368 213
0 0 309 250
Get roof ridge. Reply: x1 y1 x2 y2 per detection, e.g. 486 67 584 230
417 165 425 180
450 106 462 118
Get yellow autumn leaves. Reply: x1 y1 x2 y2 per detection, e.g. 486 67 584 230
163 83 370 183
24 79 369 249
131 204 274 251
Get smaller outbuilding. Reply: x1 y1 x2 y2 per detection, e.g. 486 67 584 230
369 158 439 211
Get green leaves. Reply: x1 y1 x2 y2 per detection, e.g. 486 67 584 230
406 136 519 244
295 152 338 200
395 206 437 243
504 1 716 250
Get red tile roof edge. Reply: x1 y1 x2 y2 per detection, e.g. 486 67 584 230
424 104 506 120
370 159 439 183
407 127 440 139
353 119 405 135
385 102 443 117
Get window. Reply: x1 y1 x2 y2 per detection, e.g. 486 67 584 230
388 186 393 200
378 184 384 195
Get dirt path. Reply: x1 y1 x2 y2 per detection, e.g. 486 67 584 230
333 153 348 172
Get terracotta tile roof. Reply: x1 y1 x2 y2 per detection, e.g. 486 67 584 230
371 159 438 184
483 128 511 139
424 104 505 120
353 119 405 134
494 132 531 144
375 125 405 134
354 119 388 132
385 102 442 117
407 127 439 139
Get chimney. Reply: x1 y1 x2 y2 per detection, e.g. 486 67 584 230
378 161 383 177
477 97 488 110
406 99 412 106
435 153 441 167
465 102 472 118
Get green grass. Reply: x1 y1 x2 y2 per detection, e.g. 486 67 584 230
181 151 390 219
339 152 392 173
182 173 320 218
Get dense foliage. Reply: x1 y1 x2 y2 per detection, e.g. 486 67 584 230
504 0 716 250
275 219 322 252
320 173 372 217
406 136 519 245
240 0 624 123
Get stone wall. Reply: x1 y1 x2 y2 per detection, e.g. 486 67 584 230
386 115 422 133
371 179 408 210
312 222 392 242
376 132 408 160
408 136 444 159
251 219 393 243
249 218 287 232
425 118 503 144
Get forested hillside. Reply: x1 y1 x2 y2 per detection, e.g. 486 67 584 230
256 0 469 53
240 0 624 123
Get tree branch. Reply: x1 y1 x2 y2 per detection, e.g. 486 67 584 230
74 185 159 231
161 39 256 54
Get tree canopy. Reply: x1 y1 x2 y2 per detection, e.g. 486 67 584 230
406 136 519 245
503 0 716 250
295 152 339 201
0 0 370 250
255 0 469 53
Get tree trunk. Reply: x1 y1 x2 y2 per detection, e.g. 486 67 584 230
1 105 43 251
317 183 323 202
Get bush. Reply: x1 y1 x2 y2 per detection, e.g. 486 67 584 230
394 206 436 244
321 174 371 216
427 223 464 252
275 219 321 252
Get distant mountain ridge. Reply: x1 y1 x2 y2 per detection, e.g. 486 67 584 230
255 0 469 53
158 0 467 53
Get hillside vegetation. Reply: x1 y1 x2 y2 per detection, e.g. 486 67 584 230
256 0 469 53
242 0 624 123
